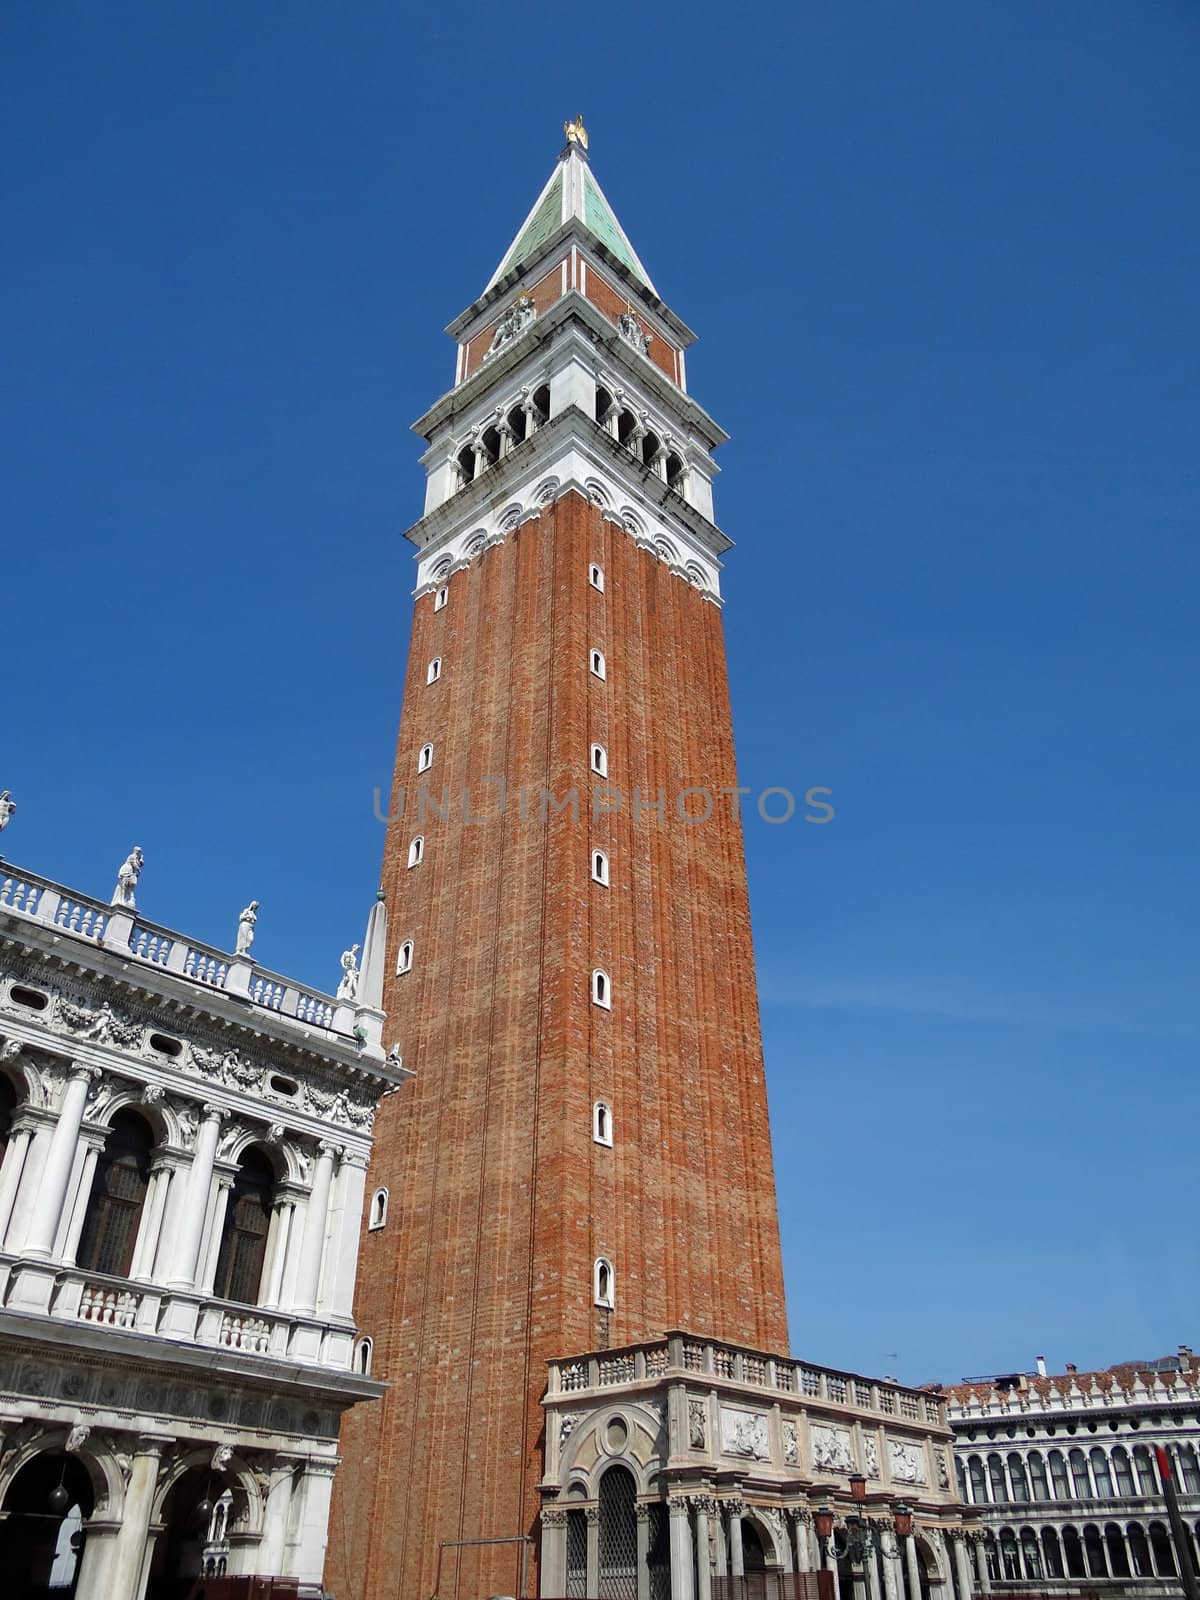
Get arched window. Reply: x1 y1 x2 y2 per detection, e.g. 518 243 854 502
591 849 610 886
590 744 608 778
968 1455 988 1503
1112 1446 1134 1497
1149 1521 1176 1577
1008 1452 1030 1501
594 1257 614 1308
1020 1527 1042 1580
408 835 424 868
427 657 442 684
1134 1445 1159 1495
593 1101 613 1148
1028 1450 1049 1500
434 585 448 612
1104 1522 1130 1577
589 563 605 592
1127 1522 1153 1577
1083 1524 1108 1578
589 648 606 681
1041 1527 1064 1579
999 1528 1020 1580
987 1453 1007 1502
368 1187 388 1231
417 743 434 773
598 1466 636 1597
213 1147 275 1306
75 1109 155 1278
355 1337 373 1375
1069 1447 1092 1498
1062 1525 1086 1579
1049 1448 1071 1499
396 940 414 976
591 969 611 1010
1176 1443 1200 1495
1090 1447 1113 1497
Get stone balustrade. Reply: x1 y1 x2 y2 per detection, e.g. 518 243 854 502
1 864 351 1039
549 1332 945 1429
0 1256 360 1372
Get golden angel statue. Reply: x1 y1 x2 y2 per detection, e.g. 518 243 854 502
563 114 589 151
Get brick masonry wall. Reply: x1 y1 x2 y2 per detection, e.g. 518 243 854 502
327 491 788 1600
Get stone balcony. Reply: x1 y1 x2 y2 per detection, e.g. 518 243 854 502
0 1254 357 1372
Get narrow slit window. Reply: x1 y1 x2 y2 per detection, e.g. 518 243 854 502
368 1187 389 1230
427 657 442 684
396 939 414 976
594 1257 615 1309
434 586 448 611
589 563 605 592
408 835 425 868
591 849 609 886
418 743 434 773
591 968 611 1010
590 744 608 778
356 1336 373 1374
589 648 606 681
593 1101 613 1147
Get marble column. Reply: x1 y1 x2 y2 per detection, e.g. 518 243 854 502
693 1498 713 1600
637 1504 652 1600
166 1106 224 1287
289 1461 337 1587
905 1534 924 1600
975 1538 991 1595
293 1142 338 1316
881 1539 901 1600
954 1536 975 1600
326 1151 369 1314
669 1497 695 1600
729 1503 745 1577
22 1066 96 1257
0 1121 34 1244
256 1458 299 1576
74 1435 165 1600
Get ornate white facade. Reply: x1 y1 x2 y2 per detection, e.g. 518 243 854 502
540 1332 980 1600
0 860 407 1599
944 1349 1200 1598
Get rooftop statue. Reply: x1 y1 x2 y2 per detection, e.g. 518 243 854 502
563 113 588 151
111 847 144 909
337 944 360 1001
0 791 14 833
236 900 259 957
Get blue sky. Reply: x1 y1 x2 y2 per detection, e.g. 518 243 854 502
3 3 1197 1385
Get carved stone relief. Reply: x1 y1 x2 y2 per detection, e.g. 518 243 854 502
811 1423 855 1474
888 1439 927 1484
720 1406 770 1461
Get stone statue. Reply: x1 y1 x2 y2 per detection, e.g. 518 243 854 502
0 791 15 833
337 944 360 1001
486 294 536 358
617 310 653 356
865 1437 880 1478
236 901 259 957
386 1043 403 1069
111 847 144 909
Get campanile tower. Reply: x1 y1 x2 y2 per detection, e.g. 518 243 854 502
331 124 790 1600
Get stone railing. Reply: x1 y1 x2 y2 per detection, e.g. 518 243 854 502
0 862 351 1040
550 1333 944 1426
25 1262 357 1372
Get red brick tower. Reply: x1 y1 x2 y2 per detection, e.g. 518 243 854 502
329 127 789 1600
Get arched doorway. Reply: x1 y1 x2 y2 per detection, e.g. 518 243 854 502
598 1465 637 1600
740 1521 769 1600
147 1466 239 1600
0 1451 95 1599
